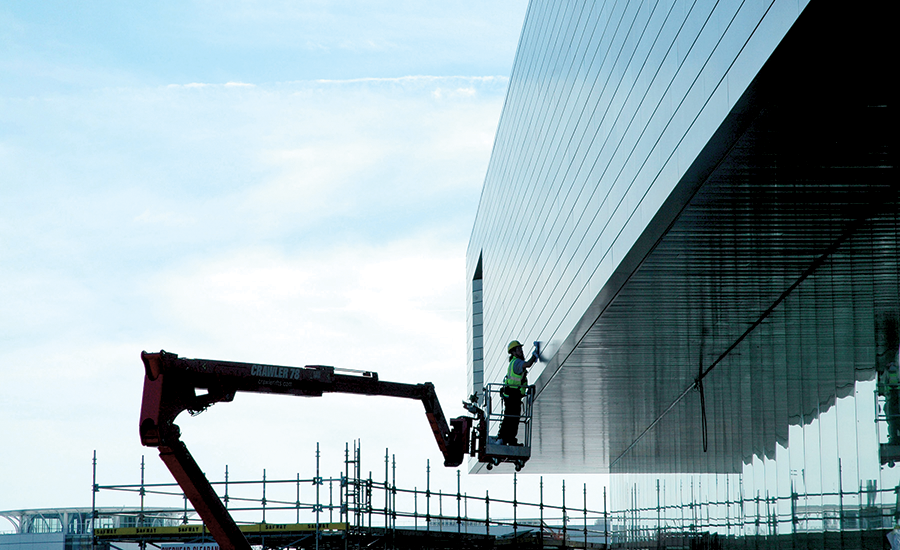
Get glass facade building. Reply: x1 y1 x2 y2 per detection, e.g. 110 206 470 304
467 0 894 546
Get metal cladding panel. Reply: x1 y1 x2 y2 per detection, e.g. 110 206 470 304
467 0 808 399
467 0 895 492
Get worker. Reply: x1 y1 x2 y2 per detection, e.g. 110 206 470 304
499 340 538 446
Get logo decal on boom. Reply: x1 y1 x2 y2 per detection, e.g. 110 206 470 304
250 364 301 380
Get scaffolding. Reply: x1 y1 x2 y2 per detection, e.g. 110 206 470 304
91 444 610 549
603 478 899 548
89 440 900 550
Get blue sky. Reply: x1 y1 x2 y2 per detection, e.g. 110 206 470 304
0 1 553 515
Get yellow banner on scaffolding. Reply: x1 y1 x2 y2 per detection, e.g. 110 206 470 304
95 525 205 537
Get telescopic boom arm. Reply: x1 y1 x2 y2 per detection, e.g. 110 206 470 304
139 350 471 550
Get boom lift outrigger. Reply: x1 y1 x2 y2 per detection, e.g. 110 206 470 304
139 350 532 550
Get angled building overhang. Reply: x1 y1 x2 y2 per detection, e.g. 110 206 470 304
528 1 895 473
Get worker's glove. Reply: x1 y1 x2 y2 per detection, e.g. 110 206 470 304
530 351 539 362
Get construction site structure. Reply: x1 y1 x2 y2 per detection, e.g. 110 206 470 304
90 442 611 550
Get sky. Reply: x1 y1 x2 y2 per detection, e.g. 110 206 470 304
0 0 609 523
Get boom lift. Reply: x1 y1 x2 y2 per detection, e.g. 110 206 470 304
138 350 532 550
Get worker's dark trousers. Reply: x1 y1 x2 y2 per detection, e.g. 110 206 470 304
499 390 522 444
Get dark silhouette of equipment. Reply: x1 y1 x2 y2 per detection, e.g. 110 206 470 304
139 350 532 550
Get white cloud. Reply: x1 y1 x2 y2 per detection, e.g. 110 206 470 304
432 85 479 100
164 81 256 89
0 75 509 510
313 75 507 85
144 235 464 370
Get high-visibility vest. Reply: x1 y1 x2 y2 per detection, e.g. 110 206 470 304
504 357 527 396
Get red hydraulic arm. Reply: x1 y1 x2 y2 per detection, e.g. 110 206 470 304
139 350 471 550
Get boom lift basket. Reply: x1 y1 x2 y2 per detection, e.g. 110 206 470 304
477 383 534 471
